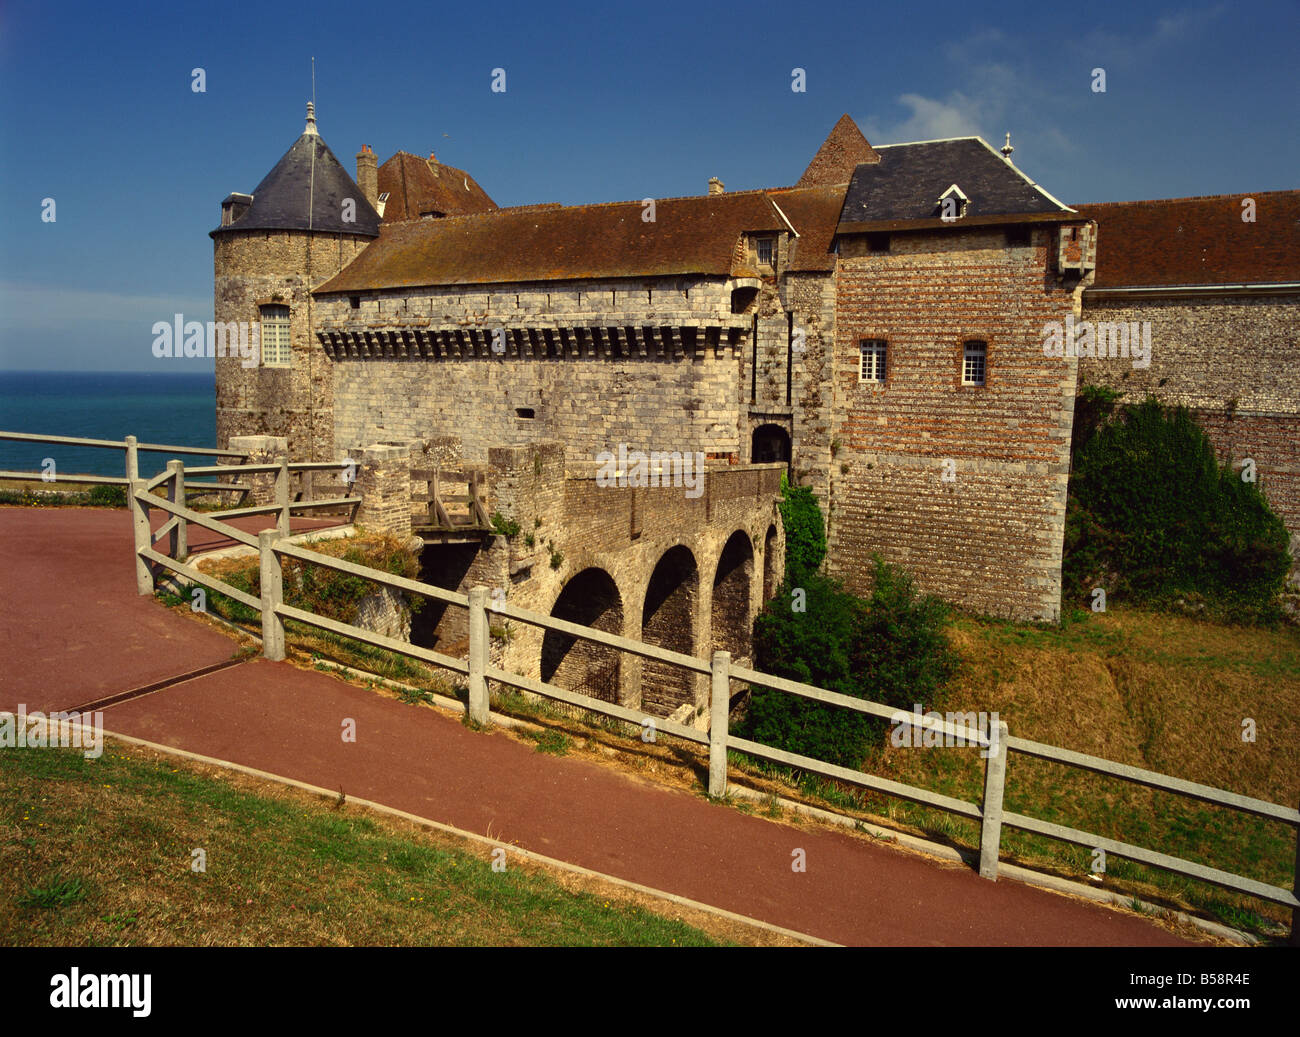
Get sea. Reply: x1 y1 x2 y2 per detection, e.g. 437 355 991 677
0 370 218 479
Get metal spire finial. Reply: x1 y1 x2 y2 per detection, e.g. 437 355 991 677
1001 132 1014 161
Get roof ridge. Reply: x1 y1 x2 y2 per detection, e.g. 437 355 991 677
873 136 982 148
386 186 799 222
1075 190 1300 207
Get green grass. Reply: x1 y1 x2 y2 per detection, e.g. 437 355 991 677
0 743 727 946
527 729 571 756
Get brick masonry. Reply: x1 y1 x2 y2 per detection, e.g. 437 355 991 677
825 225 1090 622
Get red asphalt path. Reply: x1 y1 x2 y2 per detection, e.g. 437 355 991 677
0 507 1201 946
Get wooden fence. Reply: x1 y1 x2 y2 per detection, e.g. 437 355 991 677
7 431 1294 938
121 466 1300 940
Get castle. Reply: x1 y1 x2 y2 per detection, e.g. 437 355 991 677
212 104 1299 638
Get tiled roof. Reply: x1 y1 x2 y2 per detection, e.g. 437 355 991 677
1074 191 1300 288
769 185 846 271
315 190 801 293
378 151 498 222
837 137 1071 230
212 128 380 238
797 114 879 187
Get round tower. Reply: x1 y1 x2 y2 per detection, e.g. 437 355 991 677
210 103 381 461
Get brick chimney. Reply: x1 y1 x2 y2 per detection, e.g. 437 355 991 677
708 177 724 196
356 145 378 207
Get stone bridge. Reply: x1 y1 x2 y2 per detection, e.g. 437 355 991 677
350 439 786 724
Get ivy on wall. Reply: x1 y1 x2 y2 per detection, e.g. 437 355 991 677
1064 395 1290 624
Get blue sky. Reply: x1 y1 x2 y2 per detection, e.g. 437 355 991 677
0 0 1296 371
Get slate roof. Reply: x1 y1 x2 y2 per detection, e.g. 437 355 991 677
377 151 498 222
1074 192 1300 289
212 125 381 238
314 190 809 293
837 137 1073 231
797 114 879 187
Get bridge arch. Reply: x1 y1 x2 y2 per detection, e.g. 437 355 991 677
540 567 624 704
639 544 699 717
763 523 780 602
711 530 754 660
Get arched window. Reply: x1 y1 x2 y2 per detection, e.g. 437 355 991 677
260 304 291 367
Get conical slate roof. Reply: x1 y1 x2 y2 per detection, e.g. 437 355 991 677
212 107 381 237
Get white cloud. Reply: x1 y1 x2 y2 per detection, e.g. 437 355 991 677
861 28 1076 162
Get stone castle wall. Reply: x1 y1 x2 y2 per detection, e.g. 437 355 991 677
214 230 371 461
316 278 751 467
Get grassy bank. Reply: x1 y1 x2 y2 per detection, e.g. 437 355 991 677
0 741 734 947
161 569 1298 938
751 607 1299 937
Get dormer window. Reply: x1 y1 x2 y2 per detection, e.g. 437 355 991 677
938 184 969 222
756 237 775 266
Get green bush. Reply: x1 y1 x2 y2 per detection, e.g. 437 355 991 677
738 556 959 769
778 475 826 584
1064 397 1290 623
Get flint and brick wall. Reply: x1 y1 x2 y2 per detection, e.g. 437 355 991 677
1080 292 1300 569
827 225 1088 621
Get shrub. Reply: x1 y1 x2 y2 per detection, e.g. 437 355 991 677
490 512 521 538
778 475 826 584
738 556 959 768
198 531 423 626
1064 397 1290 623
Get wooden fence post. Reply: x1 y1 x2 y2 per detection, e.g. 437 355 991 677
1291 798 1299 947
130 478 153 596
275 456 290 536
709 650 730 799
259 530 285 661
166 460 187 559
124 434 139 484
979 719 1010 880
467 586 490 726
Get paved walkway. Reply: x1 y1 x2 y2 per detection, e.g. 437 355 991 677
0 507 1201 946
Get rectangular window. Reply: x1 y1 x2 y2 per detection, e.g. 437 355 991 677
963 340 987 386
859 339 886 383
1006 227 1031 247
260 304 291 366
756 237 775 266
866 232 890 253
